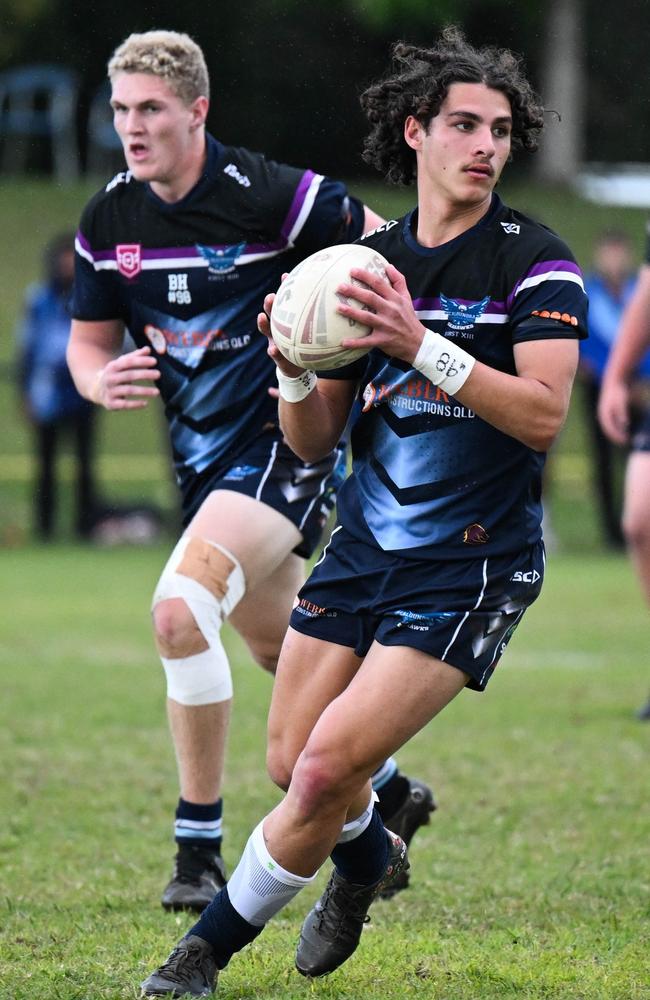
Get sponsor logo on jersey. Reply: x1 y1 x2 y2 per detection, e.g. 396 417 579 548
362 374 474 419
440 294 491 332
223 163 251 187
363 375 450 411
196 242 246 276
500 222 521 235
116 243 142 279
361 219 399 239
510 569 541 584
144 324 167 354
105 170 132 193
463 523 489 545
144 323 232 353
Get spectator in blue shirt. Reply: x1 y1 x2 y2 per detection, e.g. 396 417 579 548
580 230 647 548
16 232 99 540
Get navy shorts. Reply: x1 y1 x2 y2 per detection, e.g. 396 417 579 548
178 432 346 559
289 525 545 691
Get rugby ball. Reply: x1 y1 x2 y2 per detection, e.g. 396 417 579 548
270 244 389 371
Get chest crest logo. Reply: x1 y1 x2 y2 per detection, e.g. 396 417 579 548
116 244 142 279
440 293 490 332
196 242 246 276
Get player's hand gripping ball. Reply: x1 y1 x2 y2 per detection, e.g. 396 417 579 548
270 244 389 370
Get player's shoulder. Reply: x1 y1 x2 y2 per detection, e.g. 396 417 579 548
492 201 579 267
217 142 306 194
357 217 404 251
78 169 139 230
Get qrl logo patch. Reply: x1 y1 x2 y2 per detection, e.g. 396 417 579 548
116 244 142 279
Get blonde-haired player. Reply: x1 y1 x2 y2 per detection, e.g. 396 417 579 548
68 29 434 916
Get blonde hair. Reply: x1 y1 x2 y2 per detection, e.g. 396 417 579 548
108 30 210 104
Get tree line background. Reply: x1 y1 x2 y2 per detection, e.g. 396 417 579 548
2 0 650 183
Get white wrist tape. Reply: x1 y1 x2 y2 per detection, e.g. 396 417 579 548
413 329 476 396
276 368 317 402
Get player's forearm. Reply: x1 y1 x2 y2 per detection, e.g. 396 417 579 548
67 319 124 403
454 362 574 452
67 341 115 402
278 387 348 463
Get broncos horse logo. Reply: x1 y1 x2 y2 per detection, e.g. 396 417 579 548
440 293 491 332
196 241 247 275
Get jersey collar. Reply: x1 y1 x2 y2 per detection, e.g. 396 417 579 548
144 133 223 211
402 192 503 256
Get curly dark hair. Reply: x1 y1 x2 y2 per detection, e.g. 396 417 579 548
360 26 545 186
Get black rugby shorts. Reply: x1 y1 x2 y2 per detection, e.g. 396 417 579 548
289 525 545 691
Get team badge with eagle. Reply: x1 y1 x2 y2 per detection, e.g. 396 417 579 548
195 242 246 275
440 293 491 332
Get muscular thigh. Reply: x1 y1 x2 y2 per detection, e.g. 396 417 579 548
267 628 364 777
228 551 304 656
303 641 469 778
187 490 302 592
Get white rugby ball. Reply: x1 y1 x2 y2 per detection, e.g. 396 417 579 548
270 243 389 371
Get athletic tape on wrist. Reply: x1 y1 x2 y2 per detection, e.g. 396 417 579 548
413 329 475 397
276 368 317 402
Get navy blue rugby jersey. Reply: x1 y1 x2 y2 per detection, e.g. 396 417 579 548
71 134 364 483
320 194 588 560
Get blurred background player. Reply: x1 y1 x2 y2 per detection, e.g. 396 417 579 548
67 29 433 913
599 220 650 720
141 26 587 998
580 229 640 549
16 231 99 541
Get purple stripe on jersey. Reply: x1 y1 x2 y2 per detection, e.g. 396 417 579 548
76 230 91 252
413 296 508 315
281 170 317 241
241 239 287 254
147 247 206 260
80 239 290 263
525 259 582 280
507 259 583 310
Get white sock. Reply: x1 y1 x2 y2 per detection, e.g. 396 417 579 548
227 821 318 927
337 791 376 843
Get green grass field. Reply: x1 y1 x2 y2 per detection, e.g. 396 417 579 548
1 544 648 999
0 178 649 998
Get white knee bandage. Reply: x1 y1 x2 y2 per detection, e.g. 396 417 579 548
152 536 246 706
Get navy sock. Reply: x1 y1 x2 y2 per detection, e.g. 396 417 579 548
189 886 262 969
330 807 390 885
175 797 222 852
375 773 410 821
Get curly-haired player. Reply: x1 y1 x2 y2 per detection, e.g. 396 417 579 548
360 26 544 186
141 27 587 998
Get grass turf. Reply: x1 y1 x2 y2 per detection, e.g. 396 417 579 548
1 544 648 998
